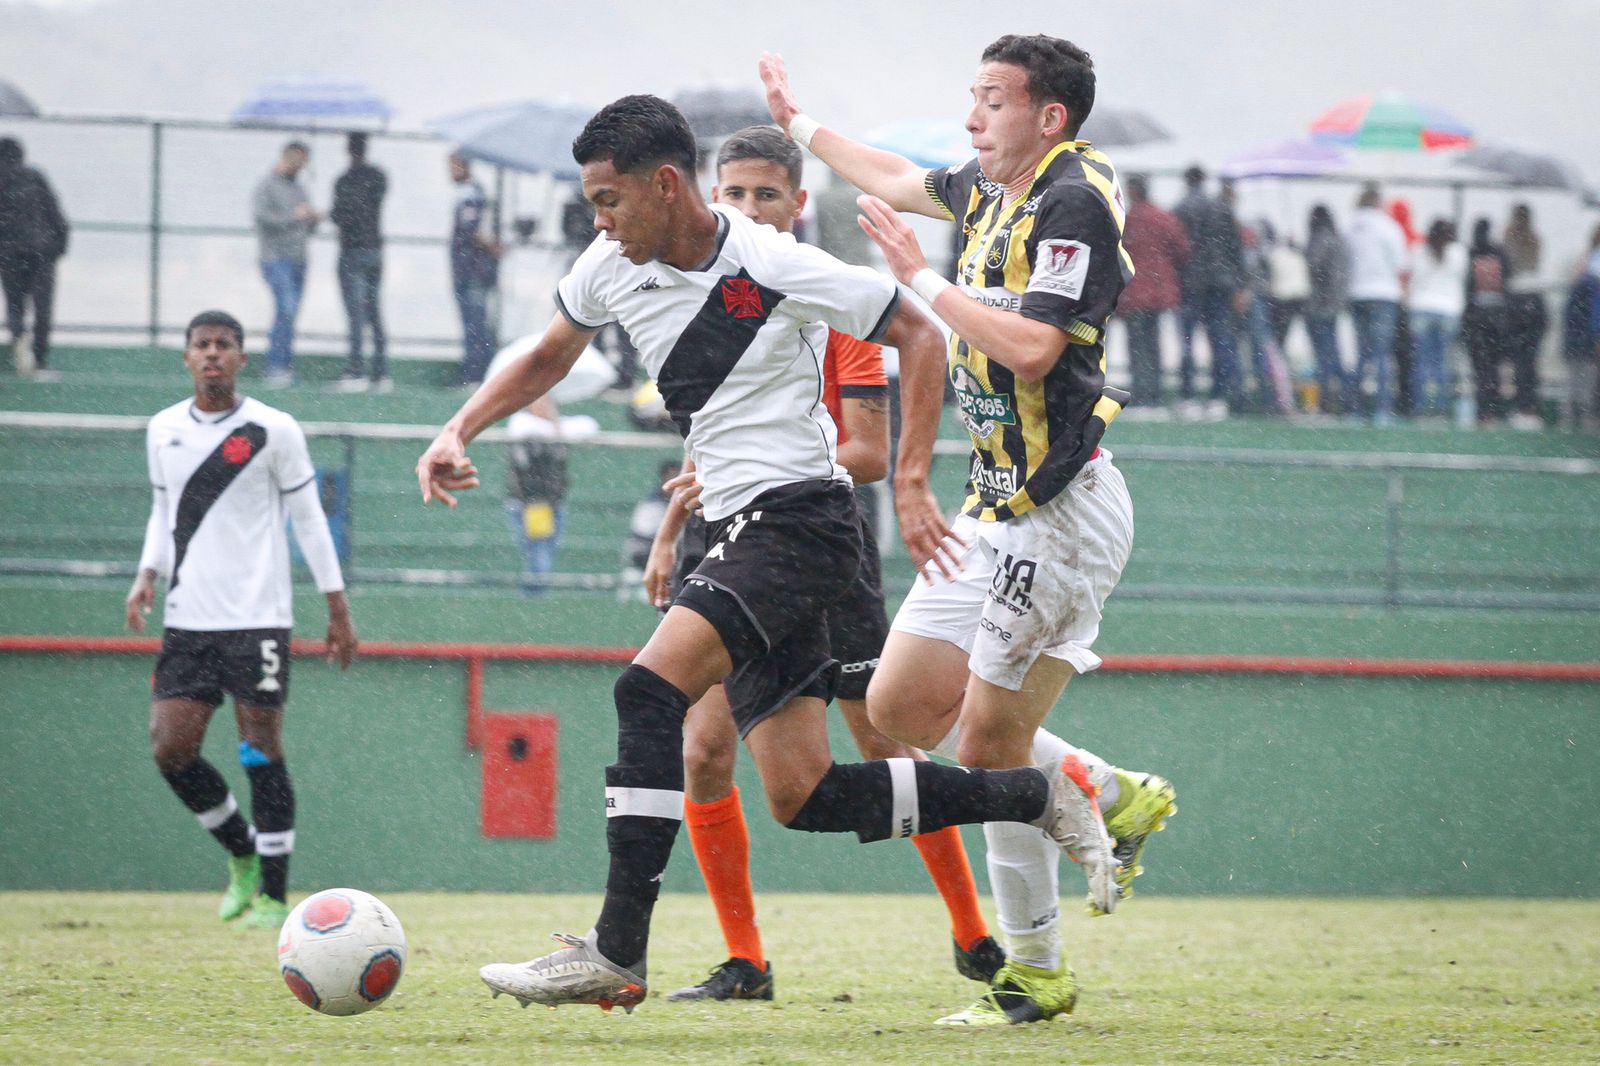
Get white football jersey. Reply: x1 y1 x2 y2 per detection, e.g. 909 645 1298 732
557 203 899 520
142 397 343 630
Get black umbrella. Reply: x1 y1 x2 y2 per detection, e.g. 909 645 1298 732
1452 143 1588 191
672 86 772 139
427 99 594 178
1078 107 1171 149
0 79 40 118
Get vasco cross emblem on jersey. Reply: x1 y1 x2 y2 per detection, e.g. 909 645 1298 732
720 277 765 320
1026 239 1090 300
222 434 254 465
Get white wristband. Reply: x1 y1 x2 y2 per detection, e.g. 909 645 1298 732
909 267 953 305
787 113 820 150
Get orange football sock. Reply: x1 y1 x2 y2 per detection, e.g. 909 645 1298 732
685 786 764 969
913 826 990 950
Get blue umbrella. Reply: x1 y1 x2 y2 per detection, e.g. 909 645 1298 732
428 100 594 178
232 74 392 124
1219 138 1350 180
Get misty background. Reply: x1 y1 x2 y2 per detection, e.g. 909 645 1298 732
3 0 1597 359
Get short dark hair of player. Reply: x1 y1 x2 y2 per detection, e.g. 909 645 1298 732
716 125 802 190
572 94 697 178
186 309 244 349
980 34 1096 138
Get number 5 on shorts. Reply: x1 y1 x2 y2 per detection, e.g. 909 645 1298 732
258 639 282 693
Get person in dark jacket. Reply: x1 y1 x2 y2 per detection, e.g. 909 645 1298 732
330 132 389 391
1173 165 1245 418
1304 205 1353 415
1118 173 1188 408
1461 217 1515 426
0 137 69 377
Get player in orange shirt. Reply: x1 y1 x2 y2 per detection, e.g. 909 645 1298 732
642 126 1003 1001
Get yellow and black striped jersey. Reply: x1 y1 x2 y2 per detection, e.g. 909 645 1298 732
926 140 1133 521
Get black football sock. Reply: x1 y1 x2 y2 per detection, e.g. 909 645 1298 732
785 758 1049 842
592 665 689 974
161 758 256 857
246 759 295 902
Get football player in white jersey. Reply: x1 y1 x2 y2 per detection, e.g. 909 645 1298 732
417 95 1120 1014
126 309 357 930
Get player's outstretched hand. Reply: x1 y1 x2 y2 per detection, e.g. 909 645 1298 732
894 479 966 583
124 571 156 632
416 428 479 509
856 195 928 284
759 52 800 130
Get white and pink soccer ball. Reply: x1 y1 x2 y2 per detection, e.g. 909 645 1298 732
277 888 407 1016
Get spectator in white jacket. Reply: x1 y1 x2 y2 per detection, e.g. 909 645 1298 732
1406 219 1469 417
1347 184 1408 423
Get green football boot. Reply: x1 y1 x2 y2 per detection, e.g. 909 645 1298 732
1089 769 1178 916
238 896 290 931
935 959 1079 1026
218 854 260 922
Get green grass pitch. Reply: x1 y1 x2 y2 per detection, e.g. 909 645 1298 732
4 893 1597 1064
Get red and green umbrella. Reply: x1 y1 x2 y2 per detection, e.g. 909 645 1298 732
1308 92 1473 151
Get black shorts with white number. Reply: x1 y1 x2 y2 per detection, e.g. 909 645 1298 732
153 628 293 709
673 479 863 737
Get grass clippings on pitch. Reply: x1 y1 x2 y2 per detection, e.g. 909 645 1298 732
2 892 1596 1065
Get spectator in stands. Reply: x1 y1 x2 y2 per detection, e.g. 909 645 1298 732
1174 164 1246 419
1462 217 1514 427
330 132 389 392
1346 184 1407 424
1406 219 1468 419
504 395 571 590
0 137 69 380
1558 223 1600 434
1503 203 1548 430
1304 204 1352 416
448 152 501 387
1118 172 1188 409
252 142 318 388
1221 179 1289 415
1387 199 1421 416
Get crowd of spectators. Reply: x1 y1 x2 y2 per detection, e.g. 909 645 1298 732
1118 168 1592 430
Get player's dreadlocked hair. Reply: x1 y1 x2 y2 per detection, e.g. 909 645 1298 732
716 125 803 190
572 95 698 178
981 34 1096 137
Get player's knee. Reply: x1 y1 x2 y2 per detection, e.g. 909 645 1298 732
682 734 736 795
769 766 831 827
954 721 1022 769
150 727 200 775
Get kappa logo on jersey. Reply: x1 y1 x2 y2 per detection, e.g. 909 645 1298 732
632 277 662 292
222 434 254 465
720 277 765 319
1027 239 1091 300
990 552 1037 613
703 509 763 561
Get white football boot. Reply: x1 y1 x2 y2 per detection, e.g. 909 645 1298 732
480 930 647 1013
1034 754 1122 916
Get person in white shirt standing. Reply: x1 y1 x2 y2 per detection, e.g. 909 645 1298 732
1406 219 1469 418
125 309 357 930
1346 184 1408 424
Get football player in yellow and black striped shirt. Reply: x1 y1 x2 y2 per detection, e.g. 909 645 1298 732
762 35 1176 1027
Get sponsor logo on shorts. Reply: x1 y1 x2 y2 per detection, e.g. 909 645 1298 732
977 616 1013 642
990 553 1037 614
839 657 879 674
704 509 762 562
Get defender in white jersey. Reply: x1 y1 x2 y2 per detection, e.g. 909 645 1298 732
126 310 357 931
417 95 1119 1016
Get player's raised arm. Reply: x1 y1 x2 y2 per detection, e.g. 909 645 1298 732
759 53 941 218
417 315 594 508
879 297 963 581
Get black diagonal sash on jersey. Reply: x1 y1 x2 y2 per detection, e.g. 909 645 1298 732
655 269 785 437
170 422 267 591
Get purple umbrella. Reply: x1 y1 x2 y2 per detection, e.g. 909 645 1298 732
1219 138 1349 180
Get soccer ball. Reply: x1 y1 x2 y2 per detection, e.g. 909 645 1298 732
277 888 407 1016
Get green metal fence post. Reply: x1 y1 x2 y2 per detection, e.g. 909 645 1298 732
147 121 164 351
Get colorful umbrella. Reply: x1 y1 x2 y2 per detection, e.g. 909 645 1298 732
1308 92 1473 151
